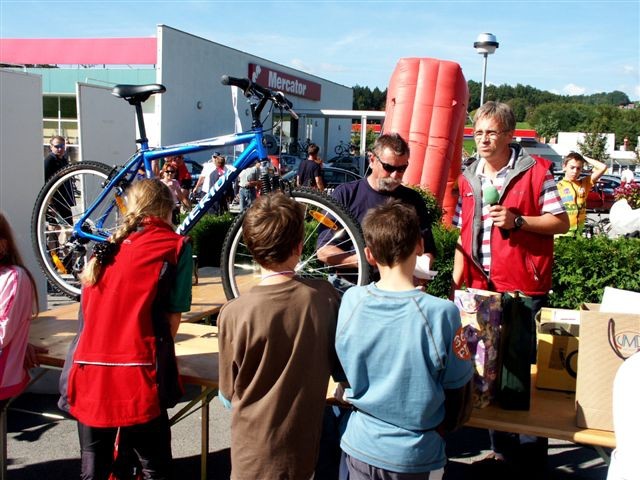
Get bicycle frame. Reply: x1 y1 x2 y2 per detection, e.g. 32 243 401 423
71 115 268 242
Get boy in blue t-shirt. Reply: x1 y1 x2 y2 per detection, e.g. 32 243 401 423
335 199 474 479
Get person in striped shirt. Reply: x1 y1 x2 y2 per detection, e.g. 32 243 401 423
451 101 568 477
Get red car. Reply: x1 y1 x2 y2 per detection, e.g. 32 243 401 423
586 175 621 212
555 172 621 212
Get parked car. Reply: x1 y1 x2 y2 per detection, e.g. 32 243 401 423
282 166 361 194
587 175 621 212
326 155 368 175
555 171 621 212
277 154 302 174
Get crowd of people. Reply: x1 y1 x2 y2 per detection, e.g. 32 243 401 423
2 101 635 479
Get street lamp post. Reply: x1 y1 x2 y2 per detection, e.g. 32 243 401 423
474 33 499 107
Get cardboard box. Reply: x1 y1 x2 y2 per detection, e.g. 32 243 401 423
575 303 640 431
536 308 580 392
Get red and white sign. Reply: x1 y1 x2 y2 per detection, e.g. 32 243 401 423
248 63 321 101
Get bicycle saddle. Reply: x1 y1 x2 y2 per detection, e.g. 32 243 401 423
112 84 166 104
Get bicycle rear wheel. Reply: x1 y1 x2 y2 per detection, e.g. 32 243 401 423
220 188 370 299
31 161 125 299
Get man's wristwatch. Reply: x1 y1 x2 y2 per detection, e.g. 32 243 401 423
513 215 525 230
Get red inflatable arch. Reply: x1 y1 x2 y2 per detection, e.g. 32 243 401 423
383 58 468 225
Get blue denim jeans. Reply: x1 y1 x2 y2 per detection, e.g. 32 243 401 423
239 186 256 211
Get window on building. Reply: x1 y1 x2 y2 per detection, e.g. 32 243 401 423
43 95 78 143
43 94 79 163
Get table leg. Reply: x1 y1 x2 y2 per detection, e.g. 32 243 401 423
593 445 611 466
201 386 209 480
169 387 216 480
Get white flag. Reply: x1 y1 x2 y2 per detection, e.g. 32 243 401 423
231 86 244 154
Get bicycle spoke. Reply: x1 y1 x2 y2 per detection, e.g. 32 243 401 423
221 188 369 299
32 162 120 299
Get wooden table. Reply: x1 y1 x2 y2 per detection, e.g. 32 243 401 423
467 371 616 455
26 303 220 480
181 266 229 323
27 288 618 477
329 369 616 456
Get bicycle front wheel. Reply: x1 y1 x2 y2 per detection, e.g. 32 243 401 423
31 161 124 300
220 188 370 299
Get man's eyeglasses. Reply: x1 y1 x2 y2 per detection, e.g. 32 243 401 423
371 152 408 174
473 130 507 141
52 144 65 149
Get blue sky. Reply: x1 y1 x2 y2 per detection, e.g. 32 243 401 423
2 0 639 100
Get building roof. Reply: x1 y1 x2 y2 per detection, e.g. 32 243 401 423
0 38 157 65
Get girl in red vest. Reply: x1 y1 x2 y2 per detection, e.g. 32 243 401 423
59 179 192 480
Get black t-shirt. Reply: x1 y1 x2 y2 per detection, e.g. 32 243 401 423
44 153 69 182
297 159 322 188
331 178 437 254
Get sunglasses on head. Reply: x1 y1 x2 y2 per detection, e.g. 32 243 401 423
371 152 408 173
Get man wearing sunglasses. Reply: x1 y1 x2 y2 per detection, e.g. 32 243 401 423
44 135 69 182
318 132 436 274
43 135 75 234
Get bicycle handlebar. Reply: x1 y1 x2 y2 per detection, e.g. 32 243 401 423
220 75 298 120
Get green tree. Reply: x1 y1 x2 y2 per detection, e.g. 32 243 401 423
352 85 387 110
507 98 527 122
578 131 611 163
351 127 380 151
535 117 561 141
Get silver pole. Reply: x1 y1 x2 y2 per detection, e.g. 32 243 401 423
480 52 488 107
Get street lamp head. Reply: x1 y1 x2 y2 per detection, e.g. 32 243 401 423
474 33 499 55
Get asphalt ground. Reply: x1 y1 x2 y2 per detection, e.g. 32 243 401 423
6 385 610 479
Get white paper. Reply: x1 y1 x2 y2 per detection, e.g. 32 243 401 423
600 287 640 314
413 254 438 280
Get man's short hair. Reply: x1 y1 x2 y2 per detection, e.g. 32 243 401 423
362 199 421 267
473 101 516 132
50 135 65 145
563 151 585 166
307 143 320 156
372 132 410 157
242 193 306 268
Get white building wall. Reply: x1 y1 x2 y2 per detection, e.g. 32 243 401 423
156 25 352 162
555 132 616 156
552 132 638 172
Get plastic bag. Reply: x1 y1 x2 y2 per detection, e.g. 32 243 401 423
609 199 640 238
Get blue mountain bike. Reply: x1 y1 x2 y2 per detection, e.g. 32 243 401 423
32 75 369 300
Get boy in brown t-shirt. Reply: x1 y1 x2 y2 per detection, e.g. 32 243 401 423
217 192 343 480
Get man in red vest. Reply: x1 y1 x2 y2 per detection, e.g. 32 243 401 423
451 102 568 476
